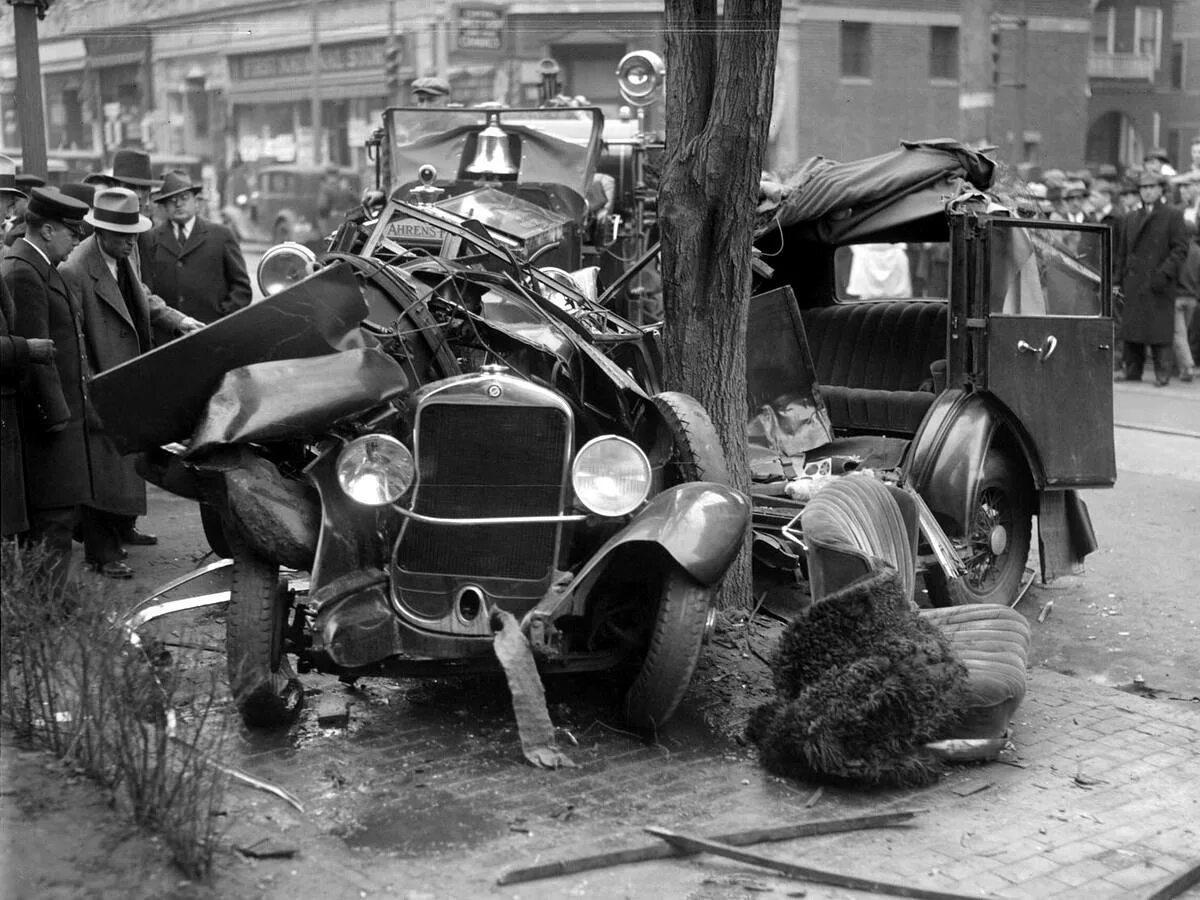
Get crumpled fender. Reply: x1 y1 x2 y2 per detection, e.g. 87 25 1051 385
223 450 320 570
552 482 750 618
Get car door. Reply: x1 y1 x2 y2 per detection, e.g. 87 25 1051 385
978 216 1116 488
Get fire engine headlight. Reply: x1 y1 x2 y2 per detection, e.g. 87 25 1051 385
572 436 651 517
336 434 415 506
255 241 317 297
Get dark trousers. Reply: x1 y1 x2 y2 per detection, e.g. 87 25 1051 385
1122 342 1172 382
23 505 78 590
81 506 125 566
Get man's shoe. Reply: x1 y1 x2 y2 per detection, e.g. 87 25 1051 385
1181 371 1194 383
1155 377 1170 387
92 560 134 579
122 528 158 546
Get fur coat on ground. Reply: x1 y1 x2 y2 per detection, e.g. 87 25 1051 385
747 566 969 787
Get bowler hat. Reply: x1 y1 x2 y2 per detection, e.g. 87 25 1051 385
60 182 97 208
27 187 89 225
151 170 202 203
110 149 161 189
411 75 451 97
84 187 152 234
0 153 24 198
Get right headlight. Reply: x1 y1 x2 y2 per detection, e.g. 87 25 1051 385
255 241 317 298
571 436 651 517
336 434 415 506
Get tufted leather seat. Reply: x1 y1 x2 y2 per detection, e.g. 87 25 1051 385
801 301 948 434
800 475 1031 746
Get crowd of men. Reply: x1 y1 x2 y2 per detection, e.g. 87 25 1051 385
1012 140 1200 386
1 148 251 584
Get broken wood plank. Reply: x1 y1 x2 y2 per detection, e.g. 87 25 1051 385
496 809 923 886
645 827 980 900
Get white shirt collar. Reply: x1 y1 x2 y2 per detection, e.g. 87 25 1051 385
19 236 51 268
96 240 120 280
175 216 197 240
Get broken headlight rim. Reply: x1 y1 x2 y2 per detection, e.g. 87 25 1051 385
571 436 651 517
336 434 415 506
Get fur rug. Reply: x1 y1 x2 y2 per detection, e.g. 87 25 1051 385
747 567 969 787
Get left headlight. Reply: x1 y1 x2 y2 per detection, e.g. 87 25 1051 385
336 434 415 506
571 436 651 517
256 241 317 297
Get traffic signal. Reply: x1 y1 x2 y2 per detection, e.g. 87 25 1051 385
991 23 1001 86
385 45 401 91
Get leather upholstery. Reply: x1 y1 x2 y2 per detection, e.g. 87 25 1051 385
801 301 948 434
800 475 1030 743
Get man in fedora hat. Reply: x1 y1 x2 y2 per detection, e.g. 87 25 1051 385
1 187 92 584
149 169 251 324
109 149 163 283
1 157 60 538
1114 170 1189 386
59 187 203 577
3 173 47 249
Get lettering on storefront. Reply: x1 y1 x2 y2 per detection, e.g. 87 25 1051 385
456 5 506 51
230 41 389 80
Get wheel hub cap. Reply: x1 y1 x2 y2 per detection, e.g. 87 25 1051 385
989 525 1008 556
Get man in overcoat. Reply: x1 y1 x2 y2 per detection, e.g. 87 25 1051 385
60 187 202 577
0 187 92 584
1114 171 1189 385
149 170 251 324
1 157 59 538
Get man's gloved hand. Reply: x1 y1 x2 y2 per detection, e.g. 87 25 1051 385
27 338 56 364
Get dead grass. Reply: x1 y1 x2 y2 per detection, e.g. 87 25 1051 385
0 539 230 880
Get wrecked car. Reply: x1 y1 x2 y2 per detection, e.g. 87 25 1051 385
746 139 1116 606
94 118 749 738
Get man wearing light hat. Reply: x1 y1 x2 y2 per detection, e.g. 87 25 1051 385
1 156 60 537
60 187 203 577
1 186 91 584
148 169 251 324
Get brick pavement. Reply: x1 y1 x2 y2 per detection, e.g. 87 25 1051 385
209 667 1199 899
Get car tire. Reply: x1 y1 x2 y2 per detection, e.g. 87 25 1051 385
199 503 231 559
925 450 1032 607
225 523 303 729
652 391 730 485
623 569 712 730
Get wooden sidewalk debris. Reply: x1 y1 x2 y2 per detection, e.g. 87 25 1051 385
496 809 922 886
646 827 981 900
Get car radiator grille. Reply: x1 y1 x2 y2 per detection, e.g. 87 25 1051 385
399 403 568 580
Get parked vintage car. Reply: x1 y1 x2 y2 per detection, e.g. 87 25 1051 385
746 139 1116 606
94 141 750 735
225 163 362 248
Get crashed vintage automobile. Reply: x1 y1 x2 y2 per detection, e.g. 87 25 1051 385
94 110 749 741
745 139 1116 606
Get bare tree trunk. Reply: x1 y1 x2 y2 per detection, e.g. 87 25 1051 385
659 0 781 608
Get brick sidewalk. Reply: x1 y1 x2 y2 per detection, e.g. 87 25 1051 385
204 668 1198 899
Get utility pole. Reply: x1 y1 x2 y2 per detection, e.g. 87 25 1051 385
310 0 323 165
958 0 994 148
7 0 49 176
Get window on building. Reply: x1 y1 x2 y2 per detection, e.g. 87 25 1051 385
1091 6 1115 54
1169 41 1184 89
929 26 959 80
841 22 871 79
1134 6 1162 67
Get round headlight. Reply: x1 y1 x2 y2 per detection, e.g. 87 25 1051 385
336 434 415 506
571 436 651 517
256 241 317 298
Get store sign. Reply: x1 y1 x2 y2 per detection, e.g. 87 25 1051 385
456 5 505 51
230 41 389 81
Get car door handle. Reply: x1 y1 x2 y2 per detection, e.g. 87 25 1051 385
1017 335 1057 361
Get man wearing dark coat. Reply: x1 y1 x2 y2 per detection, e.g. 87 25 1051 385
60 187 202 577
1114 171 1189 385
148 170 251 324
1 157 59 538
0 187 92 584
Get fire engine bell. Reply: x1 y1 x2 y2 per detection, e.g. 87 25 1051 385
466 114 518 178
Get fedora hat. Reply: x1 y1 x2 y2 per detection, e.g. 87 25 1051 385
110 149 160 189
151 169 202 203
0 153 24 198
84 186 152 234
60 181 97 208
1136 169 1169 187
83 170 118 187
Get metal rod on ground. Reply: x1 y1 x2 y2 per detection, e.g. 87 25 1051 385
496 809 923 886
645 826 982 900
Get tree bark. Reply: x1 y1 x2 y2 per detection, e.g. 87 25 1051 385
659 0 781 607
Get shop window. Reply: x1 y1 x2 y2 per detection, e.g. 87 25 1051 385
929 26 958 80
1091 6 1115 54
1169 41 1184 90
841 23 871 79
